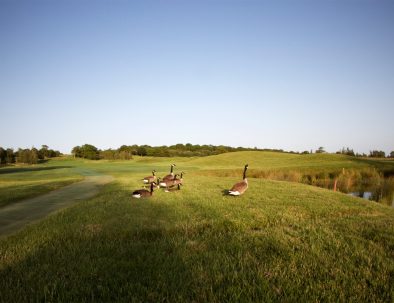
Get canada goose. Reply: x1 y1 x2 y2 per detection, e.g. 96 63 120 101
162 164 176 182
142 170 156 184
160 174 180 192
171 172 184 190
228 164 248 196
132 182 156 198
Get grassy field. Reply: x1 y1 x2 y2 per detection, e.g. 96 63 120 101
0 152 393 302
0 162 83 208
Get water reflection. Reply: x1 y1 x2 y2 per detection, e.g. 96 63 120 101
348 190 394 207
348 192 373 200
303 169 394 207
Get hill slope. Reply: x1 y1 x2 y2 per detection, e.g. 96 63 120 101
187 151 394 171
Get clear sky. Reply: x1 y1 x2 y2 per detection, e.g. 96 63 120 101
1 0 393 154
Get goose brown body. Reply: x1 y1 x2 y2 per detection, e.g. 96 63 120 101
228 164 249 196
170 172 184 190
160 174 180 191
143 170 156 184
132 183 155 198
162 164 176 182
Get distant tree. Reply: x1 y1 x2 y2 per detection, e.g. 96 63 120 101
315 147 326 154
17 149 26 164
216 145 229 154
53 150 62 157
71 146 82 158
100 149 116 160
80 144 99 160
137 146 147 156
31 148 39 164
0 147 6 164
6 148 15 164
118 150 132 160
16 148 38 164
390 151 394 158
39 145 49 159
301 151 309 154
338 147 355 156
71 144 98 159
369 150 386 158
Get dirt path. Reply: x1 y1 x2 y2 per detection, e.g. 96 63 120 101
0 173 114 237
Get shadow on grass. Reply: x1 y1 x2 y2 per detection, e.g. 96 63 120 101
0 187 275 302
0 166 72 175
0 231 196 302
1 183 392 302
0 197 198 301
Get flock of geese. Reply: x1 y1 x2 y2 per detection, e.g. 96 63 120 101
132 163 249 198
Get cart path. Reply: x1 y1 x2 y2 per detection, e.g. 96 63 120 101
0 173 114 237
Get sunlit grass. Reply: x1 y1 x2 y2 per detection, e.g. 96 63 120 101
0 152 393 301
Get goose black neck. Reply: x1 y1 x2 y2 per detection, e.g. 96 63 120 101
243 165 248 179
170 165 174 173
150 183 154 193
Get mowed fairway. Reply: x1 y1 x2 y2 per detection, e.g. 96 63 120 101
0 152 393 302
0 173 113 236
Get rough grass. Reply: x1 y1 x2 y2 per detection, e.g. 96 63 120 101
0 152 394 302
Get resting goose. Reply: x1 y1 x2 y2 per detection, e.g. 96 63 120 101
132 182 156 198
142 170 156 184
162 164 176 182
228 164 248 196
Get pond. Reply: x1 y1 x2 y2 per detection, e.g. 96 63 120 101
300 169 394 207
348 190 394 207
343 177 394 207
248 167 394 207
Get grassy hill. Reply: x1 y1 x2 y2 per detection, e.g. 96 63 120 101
187 151 394 172
0 152 393 302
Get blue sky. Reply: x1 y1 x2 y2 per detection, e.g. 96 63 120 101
1 0 393 154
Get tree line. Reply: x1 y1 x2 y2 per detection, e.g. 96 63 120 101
335 147 393 158
0 145 61 165
1 144 392 164
71 144 283 160
71 144 394 160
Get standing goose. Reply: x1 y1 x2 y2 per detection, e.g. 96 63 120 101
142 170 157 184
132 182 156 198
160 174 180 192
171 172 184 190
228 164 249 196
162 164 176 182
